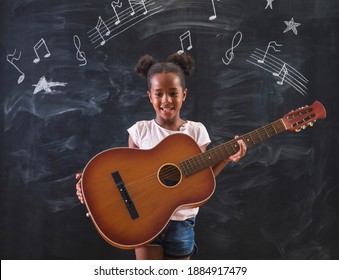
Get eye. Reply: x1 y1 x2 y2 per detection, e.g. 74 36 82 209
170 92 178 97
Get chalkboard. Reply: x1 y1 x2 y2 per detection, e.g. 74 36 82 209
1 0 339 260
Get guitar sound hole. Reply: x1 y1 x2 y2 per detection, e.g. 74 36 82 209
158 164 182 187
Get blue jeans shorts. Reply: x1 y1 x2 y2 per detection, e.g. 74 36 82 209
150 217 197 258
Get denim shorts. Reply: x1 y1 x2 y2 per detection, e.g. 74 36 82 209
150 217 197 258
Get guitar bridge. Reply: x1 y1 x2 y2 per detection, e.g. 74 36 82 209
111 171 139 220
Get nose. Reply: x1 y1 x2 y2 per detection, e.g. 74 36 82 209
162 94 172 103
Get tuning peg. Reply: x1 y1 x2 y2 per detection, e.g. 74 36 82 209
309 122 314 127
295 128 301 132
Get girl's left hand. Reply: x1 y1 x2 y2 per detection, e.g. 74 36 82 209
229 136 247 162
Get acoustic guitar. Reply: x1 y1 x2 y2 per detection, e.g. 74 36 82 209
81 100 326 249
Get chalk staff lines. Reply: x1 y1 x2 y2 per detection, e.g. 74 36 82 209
88 1 164 48
247 48 308 96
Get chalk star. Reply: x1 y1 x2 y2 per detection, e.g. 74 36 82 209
283 17 301 35
265 0 274 10
32 76 67 94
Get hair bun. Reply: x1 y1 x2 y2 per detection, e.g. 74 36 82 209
135 55 157 78
167 52 195 76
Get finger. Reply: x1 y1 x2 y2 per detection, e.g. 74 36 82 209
237 139 247 155
229 154 240 162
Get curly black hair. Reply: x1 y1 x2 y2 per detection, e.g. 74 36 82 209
135 52 195 89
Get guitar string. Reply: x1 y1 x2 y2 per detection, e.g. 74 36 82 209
84 121 286 196
83 120 285 197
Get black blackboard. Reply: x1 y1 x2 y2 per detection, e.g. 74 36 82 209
1 0 339 260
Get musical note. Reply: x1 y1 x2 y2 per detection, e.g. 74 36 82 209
209 0 220 21
257 41 282 64
129 0 148 16
222 31 243 65
95 16 111 45
73 35 87 67
33 38 51 64
111 1 123 25
6 49 25 84
177 30 193 54
247 47 309 96
273 63 288 85
88 2 164 49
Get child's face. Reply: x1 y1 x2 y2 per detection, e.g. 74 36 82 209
148 72 187 122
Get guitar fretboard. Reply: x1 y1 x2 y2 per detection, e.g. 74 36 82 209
179 119 286 176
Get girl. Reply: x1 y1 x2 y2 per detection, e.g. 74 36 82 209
76 52 246 260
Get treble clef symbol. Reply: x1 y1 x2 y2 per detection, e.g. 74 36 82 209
222 31 243 66
73 35 87 67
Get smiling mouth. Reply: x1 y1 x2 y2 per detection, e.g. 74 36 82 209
161 107 174 113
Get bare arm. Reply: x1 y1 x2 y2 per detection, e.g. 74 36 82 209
128 135 139 148
201 136 247 177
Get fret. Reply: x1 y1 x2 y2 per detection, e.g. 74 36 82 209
179 161 189 176
217 145 227 160
247 131 257 145
255 129 263 141
272 123 278 134
186 158 194 175
221 143 233 159
196 154 205 169
242 134 254 147
263 126 270 138
268 124 276 136
181 118 288 177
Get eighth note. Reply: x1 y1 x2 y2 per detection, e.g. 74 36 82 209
33 38 51 64
73 35 87 67
111 0 123 25
177 30 193 54
129 0 148 16
6 49 25 84
95 16 111 45
257 41 282 64
273 63 288 85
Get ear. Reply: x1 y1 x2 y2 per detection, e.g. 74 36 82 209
183 88 188 101
147 91 152 103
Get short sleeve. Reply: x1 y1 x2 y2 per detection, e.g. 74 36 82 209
127 122 141 147
194 122 211 147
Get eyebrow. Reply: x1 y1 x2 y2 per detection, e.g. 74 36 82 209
154 87 178 91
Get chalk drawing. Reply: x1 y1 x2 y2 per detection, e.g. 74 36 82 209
88 1 163 49
283 17 301 35
177 30 193 54
6 49 25 84
73 35 87 67
32 76 67 94
247 45 309 96
222 31 243 65
33 38 51 64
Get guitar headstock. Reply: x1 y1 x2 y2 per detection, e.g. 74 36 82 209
282 100 327 132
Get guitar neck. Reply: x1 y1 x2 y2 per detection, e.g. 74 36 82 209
179 119 287 176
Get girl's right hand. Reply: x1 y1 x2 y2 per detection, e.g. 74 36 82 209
75 173 84 204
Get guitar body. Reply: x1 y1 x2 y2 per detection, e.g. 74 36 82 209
81 100 327 250
82 133 216 249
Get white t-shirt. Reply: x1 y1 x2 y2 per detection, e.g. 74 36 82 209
127 119 211 220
